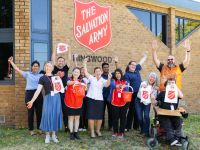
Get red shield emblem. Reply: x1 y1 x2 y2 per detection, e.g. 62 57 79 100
73 85 86 97
57 71 65 78
168 91 175 100
74 0 112 52
142 91 149 100
55 82 61 91
56 43 69 54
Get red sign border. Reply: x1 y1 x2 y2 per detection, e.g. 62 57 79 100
73 0 112 53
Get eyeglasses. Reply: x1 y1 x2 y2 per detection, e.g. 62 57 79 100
168 59 173 61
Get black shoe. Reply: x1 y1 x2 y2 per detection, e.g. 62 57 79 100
65 127 69 133
70 133 75 140
74 132 81 140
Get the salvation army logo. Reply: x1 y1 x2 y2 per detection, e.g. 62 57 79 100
55 82 62 91
56 43 69 54
74 0 111 52
142 91 149 100
73 85 86 97
168 91 175 99
57 71 65 78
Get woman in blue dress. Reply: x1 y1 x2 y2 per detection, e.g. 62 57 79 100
27 62 62 144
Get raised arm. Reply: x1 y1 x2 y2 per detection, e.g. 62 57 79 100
83 58 91 78
177 86 183 99
66 47 72 67
114 56 119 69
51 48 56 66
151 40 161 68
8 56 23 76
139 51 148 66
27 84 43 109
182 39 191 68
73 53 78 67
105 73 112 87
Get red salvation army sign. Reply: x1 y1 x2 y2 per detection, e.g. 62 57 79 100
74 0 112 52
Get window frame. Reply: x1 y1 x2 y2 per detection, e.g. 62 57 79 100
30 0 51 70
0 0 14 84
30 0 50 34
176 16 200 45
127 6 168 45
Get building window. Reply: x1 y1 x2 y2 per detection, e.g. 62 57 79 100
0 43 13 80
128 7 168 45
176 17 200 44
0 0 13 82
31 0 51 70
0 0 13 28
32 42 48 70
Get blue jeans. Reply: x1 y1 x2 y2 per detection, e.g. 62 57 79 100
135 97 151 135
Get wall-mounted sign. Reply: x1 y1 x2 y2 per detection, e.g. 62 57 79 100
73 54 112 63
74 0 111 52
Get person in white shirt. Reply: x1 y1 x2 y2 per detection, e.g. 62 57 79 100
83 58 112 138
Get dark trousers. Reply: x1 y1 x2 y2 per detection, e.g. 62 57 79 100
60 92 68 128
158 116 182 143
102 99 113 129
126 92 139 130
111 103 129 133
135 98 151 134
25 90 43 131
79 97 88 129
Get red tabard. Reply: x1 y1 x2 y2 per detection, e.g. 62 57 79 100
111 80 126 107
64 80 85 109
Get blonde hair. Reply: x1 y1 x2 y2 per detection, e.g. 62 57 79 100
44 61 53 72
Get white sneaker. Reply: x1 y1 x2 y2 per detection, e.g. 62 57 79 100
45 135 50 144
82 129 87 132
78 128 83 132
52 135 59 143
170 140 178 146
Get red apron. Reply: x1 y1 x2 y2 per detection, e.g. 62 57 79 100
64 79 85 109
111 80 127 107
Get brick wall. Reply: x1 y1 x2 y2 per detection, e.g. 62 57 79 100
175 27 200 112
52 0 169 73
52 0 200 112
14 0 30 128
0 85 15 126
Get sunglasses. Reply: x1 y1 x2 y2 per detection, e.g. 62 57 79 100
168 59 173 61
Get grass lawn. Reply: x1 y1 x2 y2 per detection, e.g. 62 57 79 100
0 114 200 150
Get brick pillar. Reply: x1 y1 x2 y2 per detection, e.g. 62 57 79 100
14 0 30 128
168 7 176 55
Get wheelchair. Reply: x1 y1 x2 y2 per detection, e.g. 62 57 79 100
147 106 189 150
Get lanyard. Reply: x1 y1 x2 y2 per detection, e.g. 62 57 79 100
46 75 53 90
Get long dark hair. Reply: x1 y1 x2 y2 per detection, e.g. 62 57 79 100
113 68 124 81
71 67 81 80
125 60 136 72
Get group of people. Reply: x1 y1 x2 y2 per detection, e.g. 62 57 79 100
8 39 191 146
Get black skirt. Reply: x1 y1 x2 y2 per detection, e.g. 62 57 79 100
86 97 104 120
66 106 82 116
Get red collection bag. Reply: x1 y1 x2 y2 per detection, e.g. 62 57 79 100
65 81 86 109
